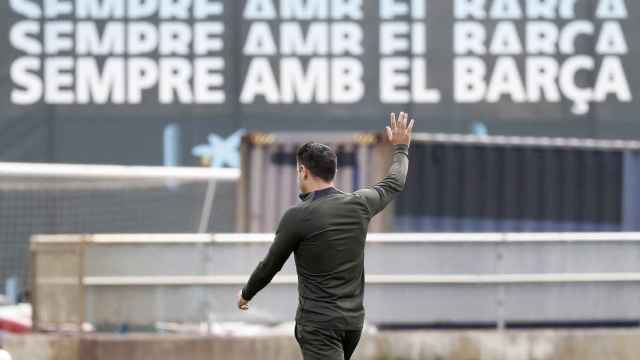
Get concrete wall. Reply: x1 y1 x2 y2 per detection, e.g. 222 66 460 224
3 334 78 360
5 330 640 360
33 234 640 327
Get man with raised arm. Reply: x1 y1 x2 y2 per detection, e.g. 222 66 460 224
238 112 415 360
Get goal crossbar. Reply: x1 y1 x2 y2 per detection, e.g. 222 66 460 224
0 162 240 181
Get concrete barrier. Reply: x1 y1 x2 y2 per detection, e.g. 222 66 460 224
2 334 78 360
32 233 640 327
5 329 640 360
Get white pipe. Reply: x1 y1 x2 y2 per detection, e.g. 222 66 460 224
198 179 217 233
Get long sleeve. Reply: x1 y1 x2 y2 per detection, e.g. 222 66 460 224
355 144 409 217
242 208 301 301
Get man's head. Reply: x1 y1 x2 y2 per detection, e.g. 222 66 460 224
296 142 337 193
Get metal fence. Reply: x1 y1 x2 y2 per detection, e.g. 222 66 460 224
31 232 640 331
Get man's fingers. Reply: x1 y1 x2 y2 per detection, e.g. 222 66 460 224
389 112 414 141
408 119 415 133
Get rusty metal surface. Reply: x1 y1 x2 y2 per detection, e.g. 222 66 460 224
238 132 392 233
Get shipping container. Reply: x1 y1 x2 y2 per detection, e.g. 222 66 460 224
396 134 640 232
237 132 394 232
239 132 640 233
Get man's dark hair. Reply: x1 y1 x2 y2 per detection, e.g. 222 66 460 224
296 142 337 182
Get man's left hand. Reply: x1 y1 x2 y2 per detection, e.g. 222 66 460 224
237 290 249 310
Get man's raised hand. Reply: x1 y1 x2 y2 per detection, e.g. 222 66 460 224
386 112 415 146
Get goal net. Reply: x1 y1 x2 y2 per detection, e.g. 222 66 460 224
0 162 239 300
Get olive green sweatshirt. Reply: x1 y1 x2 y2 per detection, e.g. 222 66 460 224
242 144 410 330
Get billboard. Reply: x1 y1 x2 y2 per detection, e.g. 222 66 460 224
2 0 639 164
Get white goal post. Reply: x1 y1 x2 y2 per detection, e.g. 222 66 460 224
0 162 240 180
0 162 240 299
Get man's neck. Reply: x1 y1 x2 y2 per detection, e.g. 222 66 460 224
305 183 334 194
